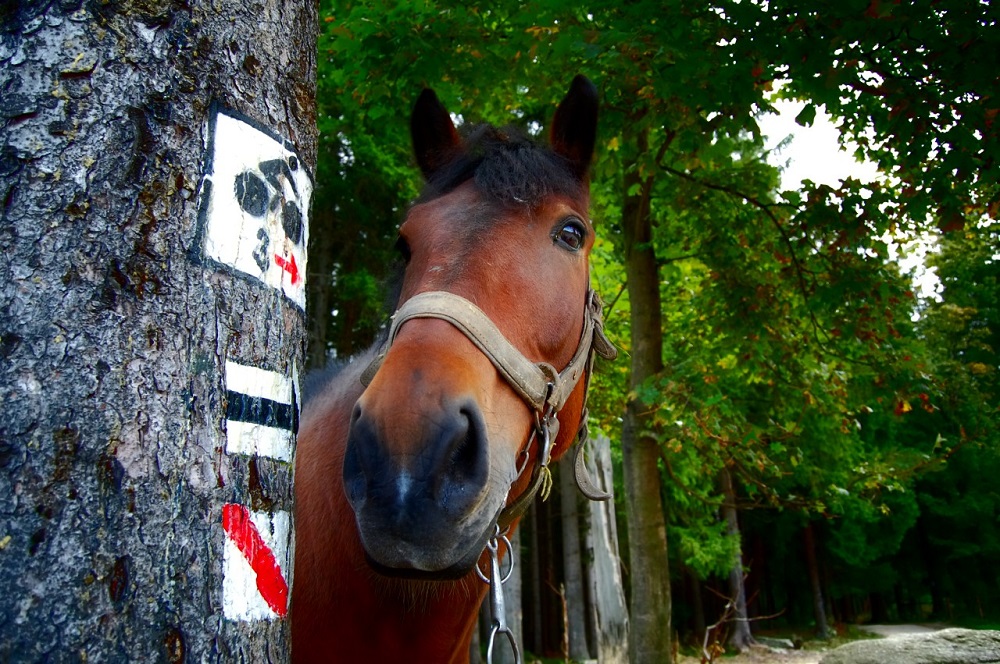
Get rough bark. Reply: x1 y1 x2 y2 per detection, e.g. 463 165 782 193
0 1 315 660
621 126 673 664
804 522 831 639
559 459 591 661
584 434 630 664
720 467 754 651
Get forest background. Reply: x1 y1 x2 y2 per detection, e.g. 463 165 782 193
309 1 999 661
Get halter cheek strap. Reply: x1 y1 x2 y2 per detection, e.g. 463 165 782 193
360 288 618 520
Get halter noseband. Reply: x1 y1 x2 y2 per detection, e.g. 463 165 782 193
359 288 617 525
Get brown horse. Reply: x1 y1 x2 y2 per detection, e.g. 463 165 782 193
292 76 614 663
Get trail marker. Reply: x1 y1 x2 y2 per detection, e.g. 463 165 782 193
222 504 290 620
224 360 297 462
197 105 312 308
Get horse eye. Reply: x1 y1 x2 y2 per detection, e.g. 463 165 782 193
553 219 587 252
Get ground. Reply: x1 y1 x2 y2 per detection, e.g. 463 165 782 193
676 624 947 664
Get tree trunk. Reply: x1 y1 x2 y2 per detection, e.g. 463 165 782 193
621 126 673 664
489 527 523 664
559 459 591 661
584 434 630 664
688 567 706 645
524 503 545 655
803 522 830 638
305 206 335 369
721 467 754 651
0 2 315 660
917 517 947 619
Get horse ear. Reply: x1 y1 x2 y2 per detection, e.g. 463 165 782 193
411 89 460 180
550 75 599 181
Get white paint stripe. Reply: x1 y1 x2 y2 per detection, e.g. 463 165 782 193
225 360 293 404
225 420 293 462
224 360 296 461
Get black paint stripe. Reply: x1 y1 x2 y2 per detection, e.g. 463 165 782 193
226 390 297 433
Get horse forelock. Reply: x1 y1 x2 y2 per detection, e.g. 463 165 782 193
417 124 585 208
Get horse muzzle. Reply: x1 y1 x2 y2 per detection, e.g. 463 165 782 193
342 398 514 577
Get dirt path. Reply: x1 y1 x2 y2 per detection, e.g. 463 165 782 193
678 645 826 664
676 624 948 664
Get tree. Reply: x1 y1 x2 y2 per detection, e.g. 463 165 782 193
0 2 316 659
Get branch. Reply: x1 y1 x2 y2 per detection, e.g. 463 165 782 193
606 280 627 313
654 164 888 368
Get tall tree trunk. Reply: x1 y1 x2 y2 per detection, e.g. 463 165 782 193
490 528 523 664
803 522 830 638
688 566 706 644
917 517 947 619
621 127 673 664
0 2 315 660
525 504 545 654
584 434 630 664
559 459 591 661
720 467 754 651
306 207 335 369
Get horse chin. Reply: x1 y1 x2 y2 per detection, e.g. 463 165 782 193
363 546 483 581
355 504 501 581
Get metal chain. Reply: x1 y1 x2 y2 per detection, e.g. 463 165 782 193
477 525 520 664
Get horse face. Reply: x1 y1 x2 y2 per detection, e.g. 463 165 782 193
342 78 598 577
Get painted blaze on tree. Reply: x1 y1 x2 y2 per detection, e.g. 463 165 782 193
0 1 315 661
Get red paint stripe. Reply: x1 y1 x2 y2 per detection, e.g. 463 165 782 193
222 503 289 617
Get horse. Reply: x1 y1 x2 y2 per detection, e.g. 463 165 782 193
291 75 615 663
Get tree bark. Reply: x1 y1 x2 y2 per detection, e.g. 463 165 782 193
803 522 830 639
585 434 630 664
0 2 315 660
559 459 591 661
720 467 754 651
620 126 673 664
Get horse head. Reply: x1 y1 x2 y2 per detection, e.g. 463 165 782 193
341 76 612 579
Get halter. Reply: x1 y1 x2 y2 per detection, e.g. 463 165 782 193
359 287 616 664
360 287 616 513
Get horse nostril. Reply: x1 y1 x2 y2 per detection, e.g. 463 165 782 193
343 400 491 522
439 404 489 513
343 406 373 507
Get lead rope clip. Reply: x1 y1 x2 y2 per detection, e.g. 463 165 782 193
477 524 520 664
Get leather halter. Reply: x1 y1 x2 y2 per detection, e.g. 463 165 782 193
360 288 617 526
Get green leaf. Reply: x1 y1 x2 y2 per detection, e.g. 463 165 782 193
794 103 817 128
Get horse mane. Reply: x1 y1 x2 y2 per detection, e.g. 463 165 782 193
417 123 584 207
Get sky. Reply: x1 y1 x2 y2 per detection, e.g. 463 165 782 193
757 98 880 192
758 99 942 303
